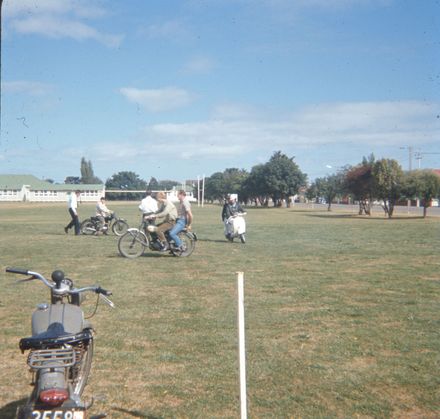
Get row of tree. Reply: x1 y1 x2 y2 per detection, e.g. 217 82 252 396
65 152 440 218
64 158 182 200
104 171 181 200
203 152 440 218
308 154 440 218
64 158 103 185
204 151 306 206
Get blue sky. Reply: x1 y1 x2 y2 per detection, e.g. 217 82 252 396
1 0 439 184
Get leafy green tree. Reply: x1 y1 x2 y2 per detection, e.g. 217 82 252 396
222 168 249 202
64 176 80 184
157 179 180 190
372 158 404 218
105 171 147 200
147 177 159 190
345 154 375 215
244 164 271 205
244 152 306 206
204 169 249 203
204 172 226 202
264 151 307 207
305 182 318 203
80 157 102 184
405 170 440 217
311 173 345 211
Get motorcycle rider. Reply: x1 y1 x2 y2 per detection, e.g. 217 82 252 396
168 190 193 250
222 193 244 240
96 197 113 232
139 190 158 216
148 191 178 251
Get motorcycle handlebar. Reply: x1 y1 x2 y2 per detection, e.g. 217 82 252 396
6 268 112 297
95 286 112 296
6 267 30 275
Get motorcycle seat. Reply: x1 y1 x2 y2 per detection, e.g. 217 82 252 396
19 323 93 351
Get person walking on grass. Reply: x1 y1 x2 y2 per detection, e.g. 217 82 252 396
65 190 81 235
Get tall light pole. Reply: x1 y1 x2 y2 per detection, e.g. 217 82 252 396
414 151 440 169
400 146 413 171
400 146 413 212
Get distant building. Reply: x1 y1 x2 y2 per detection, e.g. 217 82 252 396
0 174 105 202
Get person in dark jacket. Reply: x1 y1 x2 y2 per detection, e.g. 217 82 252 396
222 194 243 239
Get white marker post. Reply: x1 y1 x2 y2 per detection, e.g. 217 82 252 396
237 271 247 419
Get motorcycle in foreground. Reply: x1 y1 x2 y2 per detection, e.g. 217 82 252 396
6 267 114 419
225 212 247 243
118 216 197 258
80 212 128 236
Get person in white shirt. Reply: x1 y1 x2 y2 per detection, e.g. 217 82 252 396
139 191 158 215
65 190 81 235
96 197 113 231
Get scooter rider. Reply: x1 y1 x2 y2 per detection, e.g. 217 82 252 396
222 193 243 240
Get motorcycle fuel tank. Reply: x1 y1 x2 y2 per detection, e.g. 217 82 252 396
31 303 85 336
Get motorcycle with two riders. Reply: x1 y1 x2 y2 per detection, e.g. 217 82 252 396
118 213 196 258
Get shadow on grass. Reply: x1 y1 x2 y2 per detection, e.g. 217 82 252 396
112 406 163 418
303 213 425 221
196 238 226 243
0 398 27 417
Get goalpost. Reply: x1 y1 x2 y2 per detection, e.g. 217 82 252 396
237 271 247 419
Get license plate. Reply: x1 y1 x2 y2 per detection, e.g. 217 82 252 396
30 410 85 419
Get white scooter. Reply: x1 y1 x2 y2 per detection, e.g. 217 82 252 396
225 212 247 243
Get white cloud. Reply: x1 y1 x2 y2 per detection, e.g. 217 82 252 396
291 101 439 145
120 87 195 112
103 100 440 161
4 0 123 48
211 103 266 120
258 0 391 10
2 80 54 96
183 56 216 74
143 19 192 41
4 0 108 18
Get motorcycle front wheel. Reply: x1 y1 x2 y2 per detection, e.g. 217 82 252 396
80 219 96 235
112 219 129 236
118 229 148 258
171 231 196 257
72 338 94 397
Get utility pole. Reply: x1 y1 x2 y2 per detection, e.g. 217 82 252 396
400 146 413 212
414 151 440 169
399 146 414 171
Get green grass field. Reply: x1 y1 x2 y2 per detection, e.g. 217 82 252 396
0 202 439 418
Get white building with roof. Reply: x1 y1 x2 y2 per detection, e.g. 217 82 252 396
0 175 105 203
